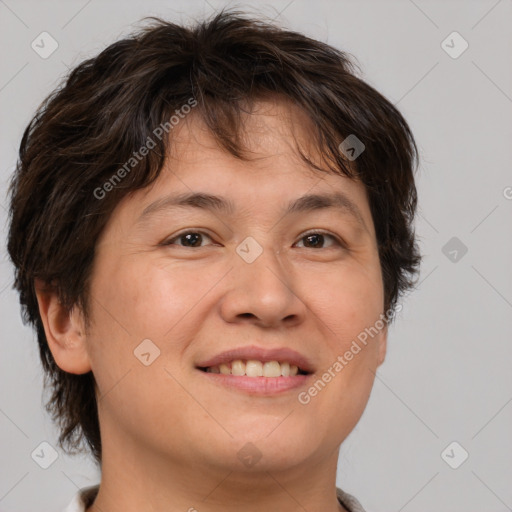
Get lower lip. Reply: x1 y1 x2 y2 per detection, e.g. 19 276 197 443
198 370 311 395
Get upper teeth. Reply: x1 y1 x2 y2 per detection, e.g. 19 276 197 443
206 360 299 377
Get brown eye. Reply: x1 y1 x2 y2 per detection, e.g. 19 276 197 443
163 231 214 248
295 231 341 249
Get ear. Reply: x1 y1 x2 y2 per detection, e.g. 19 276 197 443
34 278 92 374
376 323 388 367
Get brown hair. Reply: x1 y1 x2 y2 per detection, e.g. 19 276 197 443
6 9 421 464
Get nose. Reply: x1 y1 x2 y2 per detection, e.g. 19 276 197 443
219 241 307 329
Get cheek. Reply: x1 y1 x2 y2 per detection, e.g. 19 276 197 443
92 257 219 340
304 256 384 344
85 258 211 423
85 255 233 395
300 258 384 428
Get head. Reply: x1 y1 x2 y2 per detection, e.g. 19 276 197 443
7 10 421 469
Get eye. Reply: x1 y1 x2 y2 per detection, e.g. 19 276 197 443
294 231 343 249
162 230 215 248
161 230 344 250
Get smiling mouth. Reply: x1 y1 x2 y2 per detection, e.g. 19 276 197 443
197 359 310 377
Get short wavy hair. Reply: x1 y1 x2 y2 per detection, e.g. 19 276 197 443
6 9 421 464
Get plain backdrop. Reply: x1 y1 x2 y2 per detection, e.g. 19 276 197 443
1 1 511 511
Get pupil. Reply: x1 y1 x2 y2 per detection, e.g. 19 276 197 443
184 233 201 247
306 234 323 248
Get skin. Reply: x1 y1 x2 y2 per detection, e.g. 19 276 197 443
35 97 387 512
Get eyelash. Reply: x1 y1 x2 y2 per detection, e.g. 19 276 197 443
161 229 345 250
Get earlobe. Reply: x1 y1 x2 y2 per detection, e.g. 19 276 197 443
34 278 92 374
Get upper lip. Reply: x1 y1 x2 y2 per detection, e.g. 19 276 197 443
196 345 315 374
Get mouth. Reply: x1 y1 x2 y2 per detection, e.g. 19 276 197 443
197 360 310 376
195 346 314 395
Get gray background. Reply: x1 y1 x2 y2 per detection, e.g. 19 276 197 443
1 1 511 511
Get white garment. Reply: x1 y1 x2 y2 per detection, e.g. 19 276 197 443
62 484 367 512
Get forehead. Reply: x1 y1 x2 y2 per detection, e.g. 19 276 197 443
169 96 322 168
109 98 375 238
151 97 363 199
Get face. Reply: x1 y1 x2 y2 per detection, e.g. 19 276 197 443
63 99 387 474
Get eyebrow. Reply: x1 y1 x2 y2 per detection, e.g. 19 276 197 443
136 191 368 231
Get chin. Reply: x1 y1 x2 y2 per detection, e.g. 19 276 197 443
205 429 319 473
